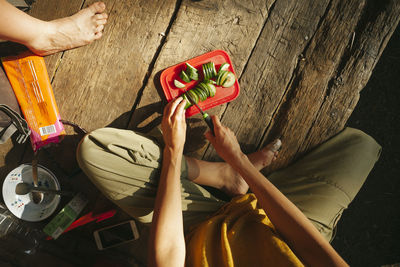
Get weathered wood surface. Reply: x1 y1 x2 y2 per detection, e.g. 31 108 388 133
128 0 274 155
293 0 400 161
51 0 178 131
203 0 331 161
202 0 400 175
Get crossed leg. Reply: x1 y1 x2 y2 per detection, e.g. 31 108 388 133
76 128 280 226
185 139 281 196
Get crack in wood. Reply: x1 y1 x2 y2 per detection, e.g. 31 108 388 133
201 0 278 160
256 0 334 151
125 0 183 129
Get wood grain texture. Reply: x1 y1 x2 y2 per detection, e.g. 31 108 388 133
210 0 400 174
128 0 274 155
50 0 177 130
203 0 331 160
260 0 400 173
296 0 400 157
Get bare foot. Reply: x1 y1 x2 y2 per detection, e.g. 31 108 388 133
28 2 108 56
220 139 282 196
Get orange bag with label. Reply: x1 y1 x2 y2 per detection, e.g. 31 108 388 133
2 52 65 151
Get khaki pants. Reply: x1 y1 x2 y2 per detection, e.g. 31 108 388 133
76 127 381 241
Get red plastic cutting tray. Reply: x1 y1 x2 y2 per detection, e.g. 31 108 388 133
160 50 240 117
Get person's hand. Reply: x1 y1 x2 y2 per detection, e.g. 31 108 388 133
161 97 187 152
205 116 245 164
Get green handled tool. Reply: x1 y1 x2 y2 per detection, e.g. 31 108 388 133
184 92 215 135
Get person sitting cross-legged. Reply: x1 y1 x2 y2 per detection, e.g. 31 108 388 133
77 97 381 266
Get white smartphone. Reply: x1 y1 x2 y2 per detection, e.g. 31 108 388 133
93 220 139 250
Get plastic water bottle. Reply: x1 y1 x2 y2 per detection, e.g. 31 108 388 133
0 203 42 255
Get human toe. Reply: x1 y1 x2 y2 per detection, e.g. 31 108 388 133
95 24 105 33
269 139 282 152
96 18 107 26
95 13 108 20
89 2 106 14
94 31 103 40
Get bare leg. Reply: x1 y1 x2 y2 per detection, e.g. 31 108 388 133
0 0 107 56
186 139 281 196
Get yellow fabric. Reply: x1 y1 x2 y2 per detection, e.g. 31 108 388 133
185 193 304 267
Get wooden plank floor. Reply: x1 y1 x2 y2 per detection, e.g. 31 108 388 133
0 0 399 266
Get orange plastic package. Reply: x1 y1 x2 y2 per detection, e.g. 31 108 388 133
1 52 65 151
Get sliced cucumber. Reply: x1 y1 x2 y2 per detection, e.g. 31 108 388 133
197 86 208 101
186 63 199 81
210 62 217 77
198 82 210 97
218 63 230 72
189 71 198 81
192 88 202 102
216 70 228 86
222 72 236 88
188 90 199 104
206 83 216 97
197 86 207 101
202 64 208 80
202 62 216 80
182 93 192 109
180 70 191 83
174 79 185 88
186 63 197 73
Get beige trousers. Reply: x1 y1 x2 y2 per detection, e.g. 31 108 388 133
76 127 381 241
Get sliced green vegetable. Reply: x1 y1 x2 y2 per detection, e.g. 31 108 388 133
186 63 197 73
222 72 236 87
218 63 230 72
210 62 217 77
187 89 199 104
202 62 217 80
221 71 230 86
216 70 228 86
186 63 199 80
198 82 209 97
195 86 207 101
189 71 198 81
180 70 191 83
206 83 216 97
174 79 185 88
202 63 210 81
182 93 192 109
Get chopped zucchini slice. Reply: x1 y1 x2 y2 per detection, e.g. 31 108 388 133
186 63 199 80
188 89 199 104
222 72 236 88
206 83 216 97
218 63 230 72
210 62 217 77
182 93 192 109
180 70 191 83
174 79 185 88
216 70 228 86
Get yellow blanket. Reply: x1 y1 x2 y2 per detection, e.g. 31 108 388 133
186 193 304 267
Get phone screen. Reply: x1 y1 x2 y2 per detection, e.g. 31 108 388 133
98 221 135 248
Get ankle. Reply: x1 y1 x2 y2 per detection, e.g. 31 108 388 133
26 21 55 55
